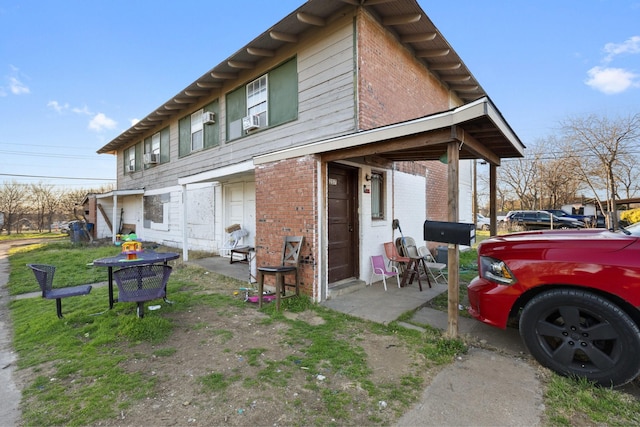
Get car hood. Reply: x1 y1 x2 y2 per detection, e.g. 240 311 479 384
479 229 637 252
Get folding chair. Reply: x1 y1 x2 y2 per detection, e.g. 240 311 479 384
417 246 447 285
369 255 400 291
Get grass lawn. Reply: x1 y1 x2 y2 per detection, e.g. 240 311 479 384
4 236 640 425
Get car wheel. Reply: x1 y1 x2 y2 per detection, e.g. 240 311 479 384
481 224 490 231
519 289 640 386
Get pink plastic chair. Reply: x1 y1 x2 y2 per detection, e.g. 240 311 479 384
369 255 400 291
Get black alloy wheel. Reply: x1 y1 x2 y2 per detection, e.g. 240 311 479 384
519 289 640 387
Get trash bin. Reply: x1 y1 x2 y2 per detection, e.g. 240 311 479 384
436 246 448 265
69 221 81 243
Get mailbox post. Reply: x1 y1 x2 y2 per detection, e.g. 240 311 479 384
424 220 475 337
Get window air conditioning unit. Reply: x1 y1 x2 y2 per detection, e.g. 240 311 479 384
144 153 159 164
126 165 136 173
242 115 260 132
203 111 216 125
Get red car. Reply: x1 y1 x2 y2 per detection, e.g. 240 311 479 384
468 223 640 386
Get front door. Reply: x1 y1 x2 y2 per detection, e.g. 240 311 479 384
328 164 359 284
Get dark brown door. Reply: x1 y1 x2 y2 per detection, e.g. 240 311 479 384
328 164 358 284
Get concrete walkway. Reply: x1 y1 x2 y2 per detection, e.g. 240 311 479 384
0 242 22 426
323 282 544 426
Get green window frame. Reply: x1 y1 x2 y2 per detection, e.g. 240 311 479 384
123 143 142 174
143 126 170 167
226 57 298 141
178 100 220 157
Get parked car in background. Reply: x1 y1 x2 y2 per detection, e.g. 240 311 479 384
467 223 640 386
476 213 490 230
504 210 584 230
544 209 590 223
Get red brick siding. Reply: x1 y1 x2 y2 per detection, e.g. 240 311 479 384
357 10 450 130
255 156 318 298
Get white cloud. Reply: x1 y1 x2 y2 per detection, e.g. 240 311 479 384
88 113 117 132
47 100 69 113
2 65 30 96
585 66 639 94
130 118 140 126
71 105 92 115
9 76 29 94
586 36 640 94
603 35 640 63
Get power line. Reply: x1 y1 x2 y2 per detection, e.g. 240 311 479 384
0 173 115 181
0 149 102 160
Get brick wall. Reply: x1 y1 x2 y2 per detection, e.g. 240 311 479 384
255 155 318 298
357 10 451 221
357 10 450 130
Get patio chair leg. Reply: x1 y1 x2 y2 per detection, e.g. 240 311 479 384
55 298 63 319
137 302 144 318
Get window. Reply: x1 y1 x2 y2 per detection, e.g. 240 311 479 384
124 144 140 173
179 101 220 157
226 57 298 141
371 171 384 219
191 109 204 152
246 75 267 127
126 149 135 172
150 132 160 155
144 127 170 166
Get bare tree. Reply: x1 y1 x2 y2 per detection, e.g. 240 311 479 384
561 113 640 228
29 182 62 232
0 181 26 235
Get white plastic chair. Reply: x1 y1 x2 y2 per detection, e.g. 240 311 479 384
417 246 447 285
369 255 400 291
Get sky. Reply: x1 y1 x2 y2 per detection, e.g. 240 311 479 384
1 0 639 189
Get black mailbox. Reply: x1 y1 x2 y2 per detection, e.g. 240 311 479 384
424 220 476 246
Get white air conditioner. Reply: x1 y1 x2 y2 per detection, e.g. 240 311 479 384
203 111 216 125
242 115 260 132
126 165 136 173
144 153 159 164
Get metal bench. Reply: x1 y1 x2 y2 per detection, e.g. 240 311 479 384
27 264 93 319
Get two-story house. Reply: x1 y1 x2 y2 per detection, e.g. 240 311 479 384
96 0 524 302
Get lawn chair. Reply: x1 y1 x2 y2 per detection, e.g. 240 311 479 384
27 264 93 319
369 255 400 291
257 236 304 310
383 241 409 273
112 264 173 318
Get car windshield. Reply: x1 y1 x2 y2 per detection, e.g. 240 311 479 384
619 222 640 237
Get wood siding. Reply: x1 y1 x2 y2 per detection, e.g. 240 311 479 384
117 12 357 192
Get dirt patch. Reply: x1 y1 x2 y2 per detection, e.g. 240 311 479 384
79 301 431 426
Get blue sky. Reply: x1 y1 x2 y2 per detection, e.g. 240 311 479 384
1 0 639 188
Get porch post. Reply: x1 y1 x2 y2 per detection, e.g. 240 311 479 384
181 184 189 261
112 194 118 244
446 141 460 338
489 163 497 235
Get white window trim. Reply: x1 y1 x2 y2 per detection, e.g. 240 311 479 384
246 75 268 127
191 109 204 152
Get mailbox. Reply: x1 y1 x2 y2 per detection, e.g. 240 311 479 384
424 220 476 246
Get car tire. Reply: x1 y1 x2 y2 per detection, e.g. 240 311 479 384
519 289 640 387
